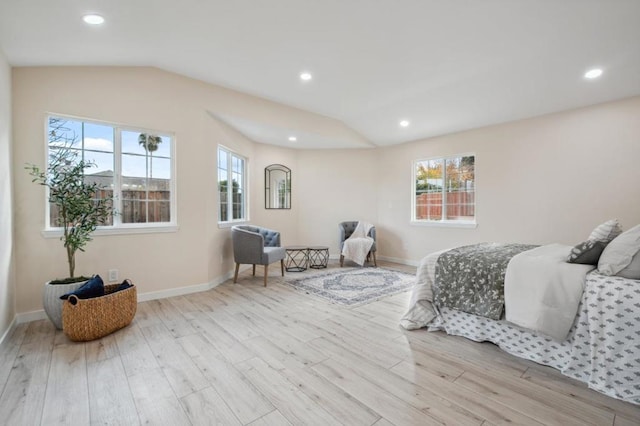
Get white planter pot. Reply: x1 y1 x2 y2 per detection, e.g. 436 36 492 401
43 280 87 329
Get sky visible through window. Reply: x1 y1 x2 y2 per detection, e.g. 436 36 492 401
50 118 171 179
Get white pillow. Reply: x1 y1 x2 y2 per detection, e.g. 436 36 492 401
598 224 640 276
617 249 640 280
588 219 622 243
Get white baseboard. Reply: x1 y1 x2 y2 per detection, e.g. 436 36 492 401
16 309 47 324
11 270 237 326
8 258 415 329
377 255 420 267
0 316 17 349
137 271 232 302
330 253 418 266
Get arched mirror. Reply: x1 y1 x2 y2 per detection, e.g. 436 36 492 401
265 164 291 209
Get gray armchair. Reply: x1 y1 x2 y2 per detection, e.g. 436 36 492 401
232 225 285 286
339 221 377 267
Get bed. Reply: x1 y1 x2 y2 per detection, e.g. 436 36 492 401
400 241 640 406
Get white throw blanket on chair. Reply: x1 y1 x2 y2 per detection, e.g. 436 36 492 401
342 222 374 266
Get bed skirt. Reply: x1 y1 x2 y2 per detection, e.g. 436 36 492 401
427 272 640 405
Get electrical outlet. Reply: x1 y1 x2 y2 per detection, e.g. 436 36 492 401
108 269 118 282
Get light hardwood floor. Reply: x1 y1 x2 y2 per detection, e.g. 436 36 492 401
0 260 638 425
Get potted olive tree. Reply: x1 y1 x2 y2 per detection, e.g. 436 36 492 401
26 120 114 329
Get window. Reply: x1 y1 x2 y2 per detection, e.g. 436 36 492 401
412 154 475 225
46 115 175 230
218 146 247 223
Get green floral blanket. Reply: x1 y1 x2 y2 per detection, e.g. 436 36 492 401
433 243 538 319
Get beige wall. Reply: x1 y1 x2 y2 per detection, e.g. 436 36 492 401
296 149 379 253
292 97 640 261
0 49 15 340
12 67 334 313
249 142 299 246
374 96 640 264
10 65 640 318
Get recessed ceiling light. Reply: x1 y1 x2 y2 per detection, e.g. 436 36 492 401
288 136 297 142
299 72 312 81
83 14 105 25
584 68 603 79
399 120 410 128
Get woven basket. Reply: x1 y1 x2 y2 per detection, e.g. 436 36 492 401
62 283 137 342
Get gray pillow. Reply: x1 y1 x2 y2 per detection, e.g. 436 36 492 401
567 240 607 265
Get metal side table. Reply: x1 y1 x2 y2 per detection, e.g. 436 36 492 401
284 246 308 272
308 246 329 269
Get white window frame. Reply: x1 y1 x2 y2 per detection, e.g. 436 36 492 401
42 113 178 237
411 153 477 228
217 145 249 227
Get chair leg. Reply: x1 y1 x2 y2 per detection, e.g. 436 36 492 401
340 254 344 267
280 259 285 276
264 264 268 287
233 263 240 283
252 265 256 276
372 251 377 267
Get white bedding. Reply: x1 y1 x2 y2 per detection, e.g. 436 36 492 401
400 249 445 330
504 244 594 341
400 246 640 405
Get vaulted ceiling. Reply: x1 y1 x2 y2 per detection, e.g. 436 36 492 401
2 1 639 148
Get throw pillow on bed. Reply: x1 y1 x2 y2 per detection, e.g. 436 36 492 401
588 219 623 243
567 240 607 265
598 224 640 276
567 219 622 265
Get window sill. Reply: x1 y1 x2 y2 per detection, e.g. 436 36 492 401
42 224 179 238
410 220 477 229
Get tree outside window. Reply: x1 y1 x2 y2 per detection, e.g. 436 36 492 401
45 115 175 229
414 155 475 223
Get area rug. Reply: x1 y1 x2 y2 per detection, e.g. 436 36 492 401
284 267 415 306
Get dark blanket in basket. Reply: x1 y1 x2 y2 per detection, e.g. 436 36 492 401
433 243 538 319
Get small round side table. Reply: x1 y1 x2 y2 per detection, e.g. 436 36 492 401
308 246 329 269
285 246 308 272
